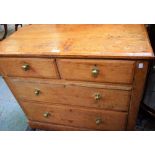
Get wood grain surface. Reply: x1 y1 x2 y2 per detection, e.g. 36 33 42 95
8 77 132 111
0 24 153 59
57 59 135 84
127 61 149 130
0 58 59 78
0 24 153 131
29 120 90 131
21 101 127 130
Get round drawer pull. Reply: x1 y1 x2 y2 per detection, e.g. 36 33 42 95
92 67 99 77
94 93 102 100
43 112 49 118
96 118 102 125
22 64 30 71
34 89 40 96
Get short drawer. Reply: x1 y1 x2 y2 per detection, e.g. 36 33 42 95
21 101 128 130
57 59 135 84
0 58 59 78
8 78 132 112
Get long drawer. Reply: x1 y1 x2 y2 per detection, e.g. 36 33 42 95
20 101 128 130
0 58 59 78
57 59 135 84
8 77 132 111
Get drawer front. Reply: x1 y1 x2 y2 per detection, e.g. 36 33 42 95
57 59 135 84
9 78 131 111
0 58 59 78
21 101 127 130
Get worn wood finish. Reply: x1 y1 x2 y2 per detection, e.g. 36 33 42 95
8 77 131 111
21 101 127 130
29 120 90 131
0 25 153 131
127 61 149 130
0 58 59 78
57 59 135 84
0 25 153 59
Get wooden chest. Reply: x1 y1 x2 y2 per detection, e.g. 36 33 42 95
0 24 154 130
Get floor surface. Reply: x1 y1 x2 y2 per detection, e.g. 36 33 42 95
0 76 28 131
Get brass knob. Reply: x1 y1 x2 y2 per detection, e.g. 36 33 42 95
34 89 40 96
92 68 99 77
43 112 49 118
96 118 102 125
94 93 102 100
22 64 30 71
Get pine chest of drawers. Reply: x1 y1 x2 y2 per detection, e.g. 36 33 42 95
0 25 154 130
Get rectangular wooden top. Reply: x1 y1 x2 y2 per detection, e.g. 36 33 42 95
0 24 154 59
